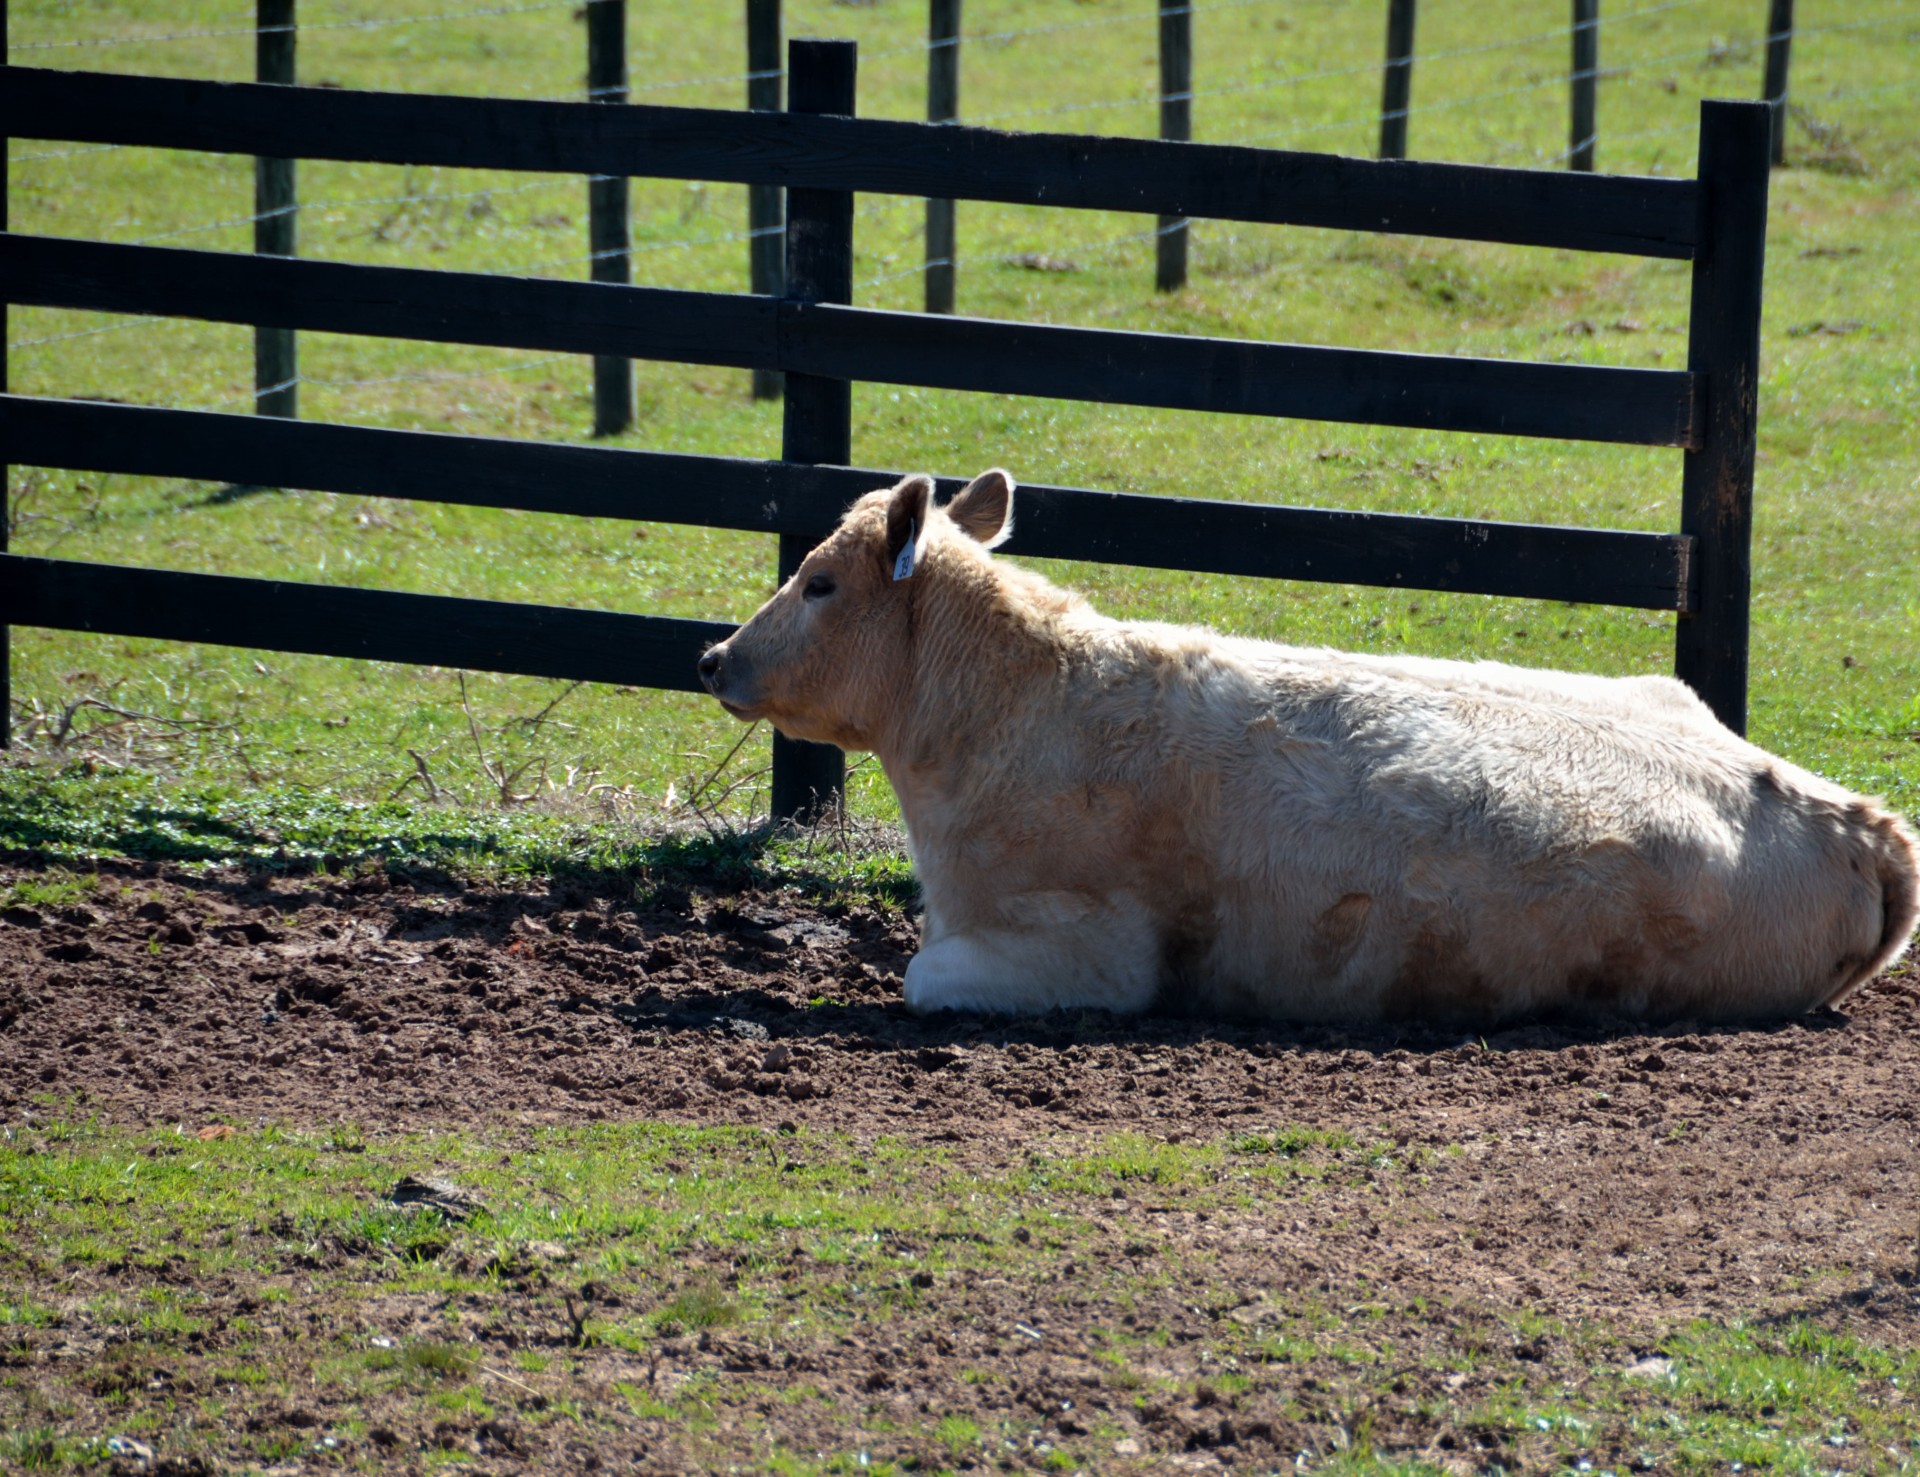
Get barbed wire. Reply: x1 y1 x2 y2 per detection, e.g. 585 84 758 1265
491 222 781 280
8 316 164 354
10 0 580 51
969 0 1724 133
1492 119 1696 170
8 143 128 166
296 351 577 398
859 217 1184 294
1802 76 1917 105
13 0 1915 420
1789 7 1920 43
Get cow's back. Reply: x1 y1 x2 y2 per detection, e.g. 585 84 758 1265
1110 635 1912 1022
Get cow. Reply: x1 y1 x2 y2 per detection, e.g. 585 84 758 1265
697 470 1920 1025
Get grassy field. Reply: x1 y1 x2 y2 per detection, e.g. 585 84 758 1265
4 0 1916 822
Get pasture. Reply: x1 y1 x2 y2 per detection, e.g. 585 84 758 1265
3 1 1919 1472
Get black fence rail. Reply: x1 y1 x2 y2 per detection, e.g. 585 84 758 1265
0 39 1771 820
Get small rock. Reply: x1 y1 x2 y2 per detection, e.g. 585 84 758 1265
388 1175 487 1222
1623 1356 1673 1380
105 1435 154 1463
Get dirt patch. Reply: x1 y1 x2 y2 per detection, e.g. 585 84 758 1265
4 858 1919 1473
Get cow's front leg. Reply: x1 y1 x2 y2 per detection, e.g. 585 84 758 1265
902 921 1159 1016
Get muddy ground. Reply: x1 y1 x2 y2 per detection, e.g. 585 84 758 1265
3 857 1918 1474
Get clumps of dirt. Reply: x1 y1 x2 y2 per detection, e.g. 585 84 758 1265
3 858 1920 1472
4 858 1918 1171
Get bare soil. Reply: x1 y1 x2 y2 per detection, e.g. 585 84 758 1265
4 857 1919 1474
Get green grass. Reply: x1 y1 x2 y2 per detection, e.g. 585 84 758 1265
0 867 97 910
0 761 919 904
0 1115 1398 1468
5 1114 1917 1472
3 0 1916 824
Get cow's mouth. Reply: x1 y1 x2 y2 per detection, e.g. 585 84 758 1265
715 698 758 721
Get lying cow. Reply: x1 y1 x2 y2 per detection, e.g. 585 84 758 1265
698 470 1920 1024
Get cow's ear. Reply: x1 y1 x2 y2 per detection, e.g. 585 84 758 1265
947 468 1015 549
884 474 934 581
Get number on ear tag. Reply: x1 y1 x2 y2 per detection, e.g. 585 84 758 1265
892 519 919 582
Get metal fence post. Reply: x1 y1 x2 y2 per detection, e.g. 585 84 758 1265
1379 0 1416 160
1762 0 1794 165
587 0 634 436
1674 101 1771 735
2 0 11 745
772 38 856 823
747 0 785 398
1156 0 1191 292
1569 0 1599 171
925 0 960 314
255 0 297 419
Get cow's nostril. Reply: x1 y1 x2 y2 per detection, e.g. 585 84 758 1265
697 650 723 687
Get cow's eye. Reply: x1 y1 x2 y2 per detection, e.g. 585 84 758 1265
803 573 836 600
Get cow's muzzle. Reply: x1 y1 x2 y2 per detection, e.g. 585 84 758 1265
698 643 757 720
697 645 726 695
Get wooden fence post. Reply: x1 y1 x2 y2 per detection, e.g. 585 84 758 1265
1379 0 1416 160
772 38 855 823
1674 100 1771 735
925 0 960 314
747 0 785 398
255 0 297 419
1156 0 1191 292
587 0 633 436
1569 0 1598 171
1762 0 1793 166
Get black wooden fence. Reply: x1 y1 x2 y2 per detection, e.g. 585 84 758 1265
223 0 1794 407
0 39 1771 818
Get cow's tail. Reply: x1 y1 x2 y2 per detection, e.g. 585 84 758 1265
1825 803 1920 1007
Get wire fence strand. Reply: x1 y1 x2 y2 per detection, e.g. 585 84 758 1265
11 0 1917 431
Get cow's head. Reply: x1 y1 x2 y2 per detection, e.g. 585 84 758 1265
697 468 1015 749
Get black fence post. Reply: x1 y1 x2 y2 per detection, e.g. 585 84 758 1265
747 0 785 398
2 0 10 746
586 0 633 436
254 0 297 419
1762 0 1793 166
1155 0 1191 292
1569 0 1598 171
925 0 960 314
1674 100 1771 735
772 38 855 824
1379 0 1416 160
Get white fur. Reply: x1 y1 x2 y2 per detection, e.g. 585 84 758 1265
701 471 1920 1024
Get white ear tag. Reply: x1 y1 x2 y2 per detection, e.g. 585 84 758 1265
892 519 920 582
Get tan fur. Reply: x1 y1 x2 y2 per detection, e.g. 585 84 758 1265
699 471 1920 1024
